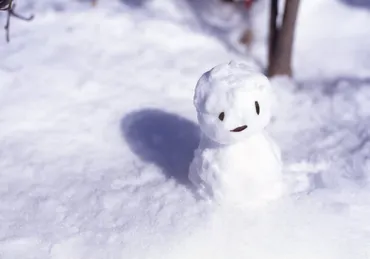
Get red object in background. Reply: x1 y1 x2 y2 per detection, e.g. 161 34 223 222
245 0 253 9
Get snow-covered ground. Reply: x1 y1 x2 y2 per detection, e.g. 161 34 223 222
1 0 370 258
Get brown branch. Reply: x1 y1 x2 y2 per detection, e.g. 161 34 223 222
1 1 34 43
268 0 279 70
4 6 11 42
10 7 34 21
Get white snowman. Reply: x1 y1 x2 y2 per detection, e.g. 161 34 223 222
189 61 284 208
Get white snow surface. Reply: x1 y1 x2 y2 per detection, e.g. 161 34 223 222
0 0 370 258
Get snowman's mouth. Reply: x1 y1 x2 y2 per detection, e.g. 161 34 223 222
230 125 248 132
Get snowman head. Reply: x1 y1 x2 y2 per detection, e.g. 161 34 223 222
194 61 273 145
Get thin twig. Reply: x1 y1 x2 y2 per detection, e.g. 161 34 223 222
5 6 11 42
10 6 34 21
1 0 34 43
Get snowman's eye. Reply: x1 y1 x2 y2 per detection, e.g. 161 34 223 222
218 112 225 121
255 101 260 115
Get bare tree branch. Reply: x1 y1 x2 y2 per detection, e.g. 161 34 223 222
1 0 34 43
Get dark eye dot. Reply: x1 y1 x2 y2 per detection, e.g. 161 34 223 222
218 112 225 121
255 101 260 115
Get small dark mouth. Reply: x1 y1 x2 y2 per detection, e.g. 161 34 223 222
230 125 248 132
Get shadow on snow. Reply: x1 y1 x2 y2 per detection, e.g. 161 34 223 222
121 108 200 186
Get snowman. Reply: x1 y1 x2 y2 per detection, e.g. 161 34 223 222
189 61 284 208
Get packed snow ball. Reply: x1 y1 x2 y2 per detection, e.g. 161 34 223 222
193 61 274 145
189 61 284 208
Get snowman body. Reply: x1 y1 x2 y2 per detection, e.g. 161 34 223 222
189 61 284 207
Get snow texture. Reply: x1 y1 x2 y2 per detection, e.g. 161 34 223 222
189 61 284 208
0 0 370 258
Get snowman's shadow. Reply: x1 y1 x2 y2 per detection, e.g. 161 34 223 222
121 109 200 186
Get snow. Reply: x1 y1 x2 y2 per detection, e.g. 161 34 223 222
0 0 370 258
189 61 284 208
193 61 273 143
